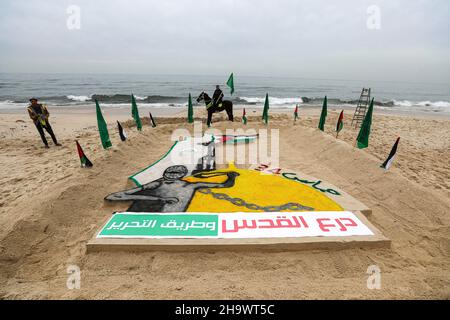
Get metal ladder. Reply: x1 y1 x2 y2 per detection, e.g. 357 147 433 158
351 88 371 128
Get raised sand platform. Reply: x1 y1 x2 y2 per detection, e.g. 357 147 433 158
87 211 389 252
87 161 385 252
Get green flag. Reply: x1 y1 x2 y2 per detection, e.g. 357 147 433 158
188 93 194 123
95 100 112 149
356 98 374 149
318 96 327 131
226 73 234 95
131 94 142 131
262 93 269 124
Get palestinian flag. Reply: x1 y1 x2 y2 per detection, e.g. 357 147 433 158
117 121 127 141
381 137 400 170
336 110 344 134
149 112 156 127
242 108 247 125
219 134 258 144
294 105 299 121
76 140 93 168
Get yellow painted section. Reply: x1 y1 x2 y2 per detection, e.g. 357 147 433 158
184 164 343 212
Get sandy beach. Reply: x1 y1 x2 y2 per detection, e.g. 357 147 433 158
0 104 449 299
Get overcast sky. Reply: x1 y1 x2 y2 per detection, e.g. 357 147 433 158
0 0 449 82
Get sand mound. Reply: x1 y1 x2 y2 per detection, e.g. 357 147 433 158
0 111 449 299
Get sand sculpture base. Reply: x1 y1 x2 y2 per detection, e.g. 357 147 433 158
87 211 390 252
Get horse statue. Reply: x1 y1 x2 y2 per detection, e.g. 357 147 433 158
196 92 233 127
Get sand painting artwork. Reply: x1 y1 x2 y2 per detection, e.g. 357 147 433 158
94 128 389 246
98 136 385 242
99 153 379 240
184 164 344 213
106 163 344 214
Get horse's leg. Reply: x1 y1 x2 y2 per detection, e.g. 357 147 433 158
226 102 234 121
207 108 213 127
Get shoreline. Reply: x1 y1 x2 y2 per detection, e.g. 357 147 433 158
1 103 449 120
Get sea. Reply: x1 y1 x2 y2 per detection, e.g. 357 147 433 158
1 73 449 116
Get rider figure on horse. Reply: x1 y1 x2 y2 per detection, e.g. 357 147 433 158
196 86 233 127
212 85 224 108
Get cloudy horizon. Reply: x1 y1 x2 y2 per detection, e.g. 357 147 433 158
1 0 449 83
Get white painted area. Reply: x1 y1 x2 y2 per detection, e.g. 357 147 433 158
218 211 374 238
129 134 214 186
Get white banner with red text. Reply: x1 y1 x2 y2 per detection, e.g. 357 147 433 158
97 211 374 239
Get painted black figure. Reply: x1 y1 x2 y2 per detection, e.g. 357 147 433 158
105 165 239 212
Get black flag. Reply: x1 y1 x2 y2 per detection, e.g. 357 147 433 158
149 112 156 127
117 121 127 141
381 137 400 170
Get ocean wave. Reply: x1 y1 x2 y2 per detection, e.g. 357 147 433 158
89 94 184 103
1 94 449 112
393 100 413 107
393 100 450 108
416 101 450 108
98 102 187 108
238 97 303 105
67 94 92 102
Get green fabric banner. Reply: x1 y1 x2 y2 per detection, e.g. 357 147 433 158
356 98 374 149
188 93 194 123
131 94 142 131
318 96 327 131
226 73 234 95
98 213 218 238
95 100 112 149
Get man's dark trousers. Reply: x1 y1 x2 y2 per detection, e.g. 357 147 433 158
35 121 58 146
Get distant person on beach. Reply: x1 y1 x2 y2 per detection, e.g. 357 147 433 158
27 98 61 148
212 85 224 108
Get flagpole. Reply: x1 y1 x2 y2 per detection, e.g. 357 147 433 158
294 104 296 125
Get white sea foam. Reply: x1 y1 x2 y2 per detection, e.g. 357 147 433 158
67 95 91 102
100 102 186 108
239 97 303 105
394 100 450 109
416 101 450 108
0 100 27 109
393 100 413 107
